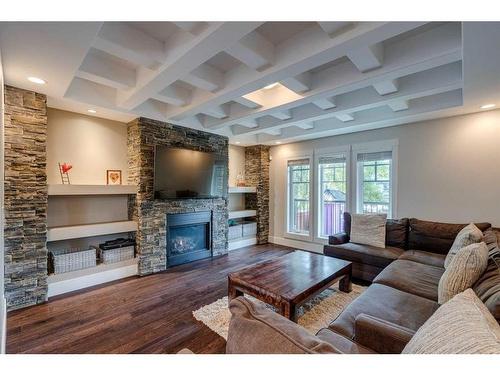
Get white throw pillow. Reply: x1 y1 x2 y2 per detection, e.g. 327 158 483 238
445 223 483 268
349 213 387 248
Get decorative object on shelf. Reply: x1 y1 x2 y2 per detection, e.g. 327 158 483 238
236 171 246 187
106 169 122 185
58 162 72 184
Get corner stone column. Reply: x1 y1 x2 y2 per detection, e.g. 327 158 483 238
3 85 48 310
245 145 270 244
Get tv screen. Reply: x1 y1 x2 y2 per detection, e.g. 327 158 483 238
154 146 227 199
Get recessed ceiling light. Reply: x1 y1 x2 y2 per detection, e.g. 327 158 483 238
27 76 46 85
87 109 97 114
275 141 282 144
480 104 495 109
263 82 279 90
235 141 241 144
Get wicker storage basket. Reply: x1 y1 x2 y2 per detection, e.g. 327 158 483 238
98 245 135 264
49 248 97 274
228 224 243 240
242 221 257 237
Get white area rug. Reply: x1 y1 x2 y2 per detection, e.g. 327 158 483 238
192 282 366 340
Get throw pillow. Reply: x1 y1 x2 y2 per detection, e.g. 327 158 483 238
438 242 488 304
402 289 500 354
350 213 387 248
445 223 483 268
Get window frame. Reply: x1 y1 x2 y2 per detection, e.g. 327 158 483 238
313 146 351 243
284 154 314 242
351 140 398 219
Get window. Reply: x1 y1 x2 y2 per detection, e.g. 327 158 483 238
287 158 311 235
318 155 347 237
356 151 393 216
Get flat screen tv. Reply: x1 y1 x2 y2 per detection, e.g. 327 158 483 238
154 146 228 199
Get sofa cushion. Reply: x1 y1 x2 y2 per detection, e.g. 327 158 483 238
315 328 375 354
438 242 489 304
373 259 444 301
350 213 387 248
398 250 446 268
323 242 404 269
328 283 439 340
408 218 491 254
473 254 500 322
402 289 500 354
444 223 483 268
226 297 339 354
343 212 408 249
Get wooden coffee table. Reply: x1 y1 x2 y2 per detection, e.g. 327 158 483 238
228 251 352 322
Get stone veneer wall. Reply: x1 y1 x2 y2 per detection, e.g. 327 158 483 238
245 145 270 244
3 86 48 310
127 117 229 275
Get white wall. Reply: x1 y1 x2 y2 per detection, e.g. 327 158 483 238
228 145 246 211
270 109 500 249
46 108 129 185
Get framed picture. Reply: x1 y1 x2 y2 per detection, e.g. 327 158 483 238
106 170 122 185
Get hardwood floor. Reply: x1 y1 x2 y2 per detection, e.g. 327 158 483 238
6 244 296 354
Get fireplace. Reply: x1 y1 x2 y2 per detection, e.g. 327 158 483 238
166 211 212 266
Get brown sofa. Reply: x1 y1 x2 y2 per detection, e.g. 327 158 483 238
226 218 500 354
324 212 491 282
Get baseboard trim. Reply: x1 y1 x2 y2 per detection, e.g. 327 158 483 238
0 297 6 354
268 236 324 254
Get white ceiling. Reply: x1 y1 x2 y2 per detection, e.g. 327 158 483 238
1 21 499 145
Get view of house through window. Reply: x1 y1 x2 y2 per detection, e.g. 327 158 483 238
287 159 310 235
318 155 347 237
356 151 392 216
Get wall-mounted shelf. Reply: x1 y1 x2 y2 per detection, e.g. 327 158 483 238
48 184 137 196
229 236 257 251
228 210 257 220
47 258 138 297
47 220 137 242
228 186 257 193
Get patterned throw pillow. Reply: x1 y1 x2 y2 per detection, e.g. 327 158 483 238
438 242 489 304
444 223 483 268
403 289 500 354
349 213 387 248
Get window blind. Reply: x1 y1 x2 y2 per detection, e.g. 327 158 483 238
287 158 310 167
357 151 392 162
318 155 346 164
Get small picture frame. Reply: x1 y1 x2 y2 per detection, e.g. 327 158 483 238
106 170 122 185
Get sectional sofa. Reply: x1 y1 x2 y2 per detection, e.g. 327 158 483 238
225 215 500 353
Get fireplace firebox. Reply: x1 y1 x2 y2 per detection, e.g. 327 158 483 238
166 211 212 266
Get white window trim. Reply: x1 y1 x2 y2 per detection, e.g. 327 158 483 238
284 153 314 242
351 139 399 219
313 145 351 244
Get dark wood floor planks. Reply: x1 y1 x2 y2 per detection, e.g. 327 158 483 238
6 244 295 354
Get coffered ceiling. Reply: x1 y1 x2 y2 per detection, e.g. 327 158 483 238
1 21 500 145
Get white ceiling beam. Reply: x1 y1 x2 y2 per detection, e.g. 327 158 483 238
183 64 224 92
75 49 136 90
257 89 462 144
201 104 229 119
117 22 262 110
270 109 292 120
263 128 282 136
312 97 336 110
280 72 312 93
347 42 384 73
173 22 204 34
317 22 353 37
204 22 460 130
233 96 262 109
335 113 354 122
388 100 410 112
232 61 462 136
238 118 259 128
153 83 191 106
373 79 399 95
165 22 427 122
296 122 315 130
94 22 166 70
226 31 275 71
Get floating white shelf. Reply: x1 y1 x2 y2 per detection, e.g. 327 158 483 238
47 220 138 242
229 236 258 251
228 186 257 193
48 184 137 196
47 258 138 297
228 210 257 220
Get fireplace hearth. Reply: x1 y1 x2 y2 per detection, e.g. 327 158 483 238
166 211 212 266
